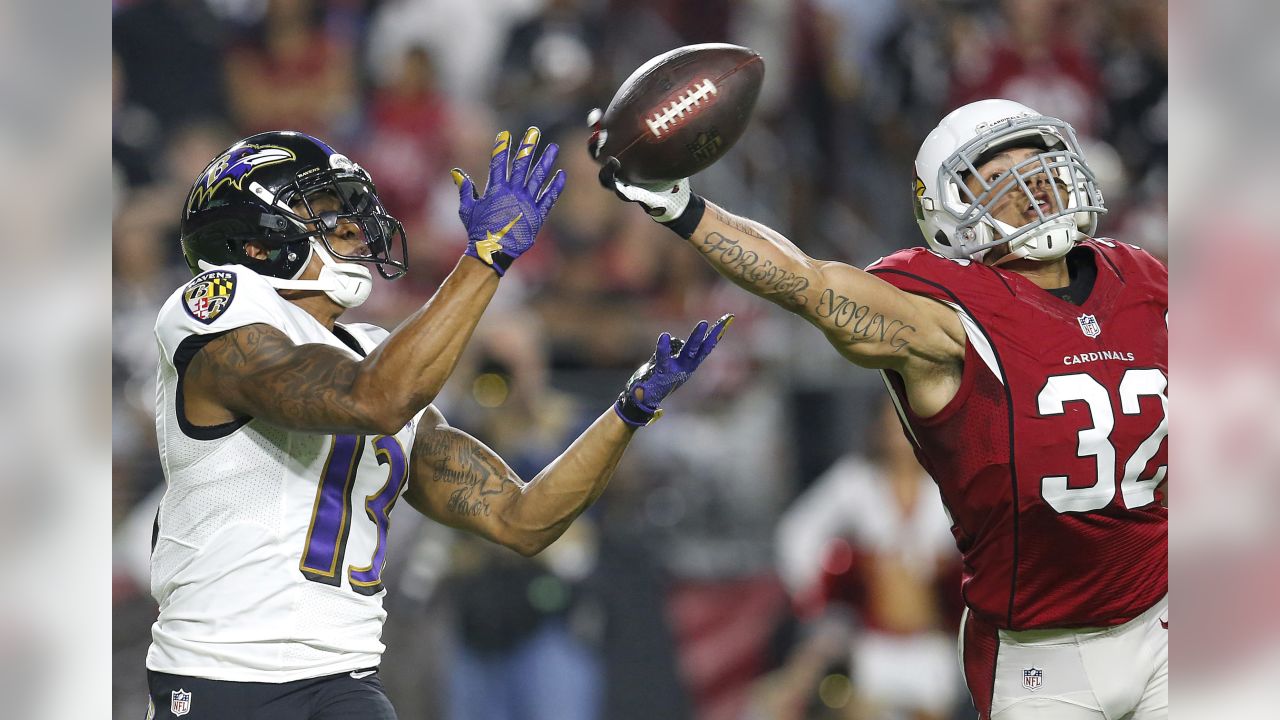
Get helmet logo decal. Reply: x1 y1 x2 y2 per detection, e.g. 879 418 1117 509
912 175 926 221
182 269 238 324
187 145 296 214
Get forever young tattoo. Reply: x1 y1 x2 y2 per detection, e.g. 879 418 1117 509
815 288 916 351
699 207 916 353
698 232 811 306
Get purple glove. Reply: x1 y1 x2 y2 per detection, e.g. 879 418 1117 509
615 314 735 427
454 126 567 276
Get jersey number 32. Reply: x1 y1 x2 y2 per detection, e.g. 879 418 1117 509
1037 368 1167 513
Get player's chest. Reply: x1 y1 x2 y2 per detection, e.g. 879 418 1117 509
287 425 416 501
988 299 1168 512
282 424 416 593
991 287 1166 387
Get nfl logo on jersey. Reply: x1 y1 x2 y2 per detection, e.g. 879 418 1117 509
1023 667 1044 691
170 689 192 716
1077 314 1101 338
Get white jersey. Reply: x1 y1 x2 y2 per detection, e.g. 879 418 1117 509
147 264 418 682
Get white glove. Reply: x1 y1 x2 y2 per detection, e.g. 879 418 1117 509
597 157 692 223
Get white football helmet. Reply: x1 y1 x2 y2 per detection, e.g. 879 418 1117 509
913 99 1106 265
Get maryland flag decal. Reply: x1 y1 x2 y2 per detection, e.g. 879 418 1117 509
183 270 237 324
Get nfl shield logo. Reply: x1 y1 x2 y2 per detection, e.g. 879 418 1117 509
1077 314 1101 338
171 689 192 716
1023 667 1044 691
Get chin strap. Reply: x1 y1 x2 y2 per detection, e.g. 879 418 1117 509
198 241 373 308
983 217 1078 267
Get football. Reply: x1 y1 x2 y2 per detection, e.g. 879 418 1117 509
591 43 765 186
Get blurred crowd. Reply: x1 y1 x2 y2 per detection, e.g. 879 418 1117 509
112 0 1167 718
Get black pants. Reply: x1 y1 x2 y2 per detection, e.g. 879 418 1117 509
146 668 397 719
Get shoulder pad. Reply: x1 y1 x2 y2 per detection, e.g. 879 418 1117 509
1088 238 1166 273
1086 239 1167 299
154 265 290 363
864 247 977 273
864 247 995 304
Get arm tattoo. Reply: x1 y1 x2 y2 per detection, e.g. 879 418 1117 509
414 427 515 520
712 206 766 239
190 323 365 429
698 206 811 306
698 232 811 307
814 288 916 351
702 207 915 354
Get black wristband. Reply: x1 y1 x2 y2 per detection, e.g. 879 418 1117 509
614 392 657 427
661 193 706 239
493 251 515 274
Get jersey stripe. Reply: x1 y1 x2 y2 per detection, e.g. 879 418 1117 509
943 301 1003 385
879 370 923 447
868 267 1022 627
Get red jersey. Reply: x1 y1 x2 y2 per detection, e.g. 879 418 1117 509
866 240 1167 630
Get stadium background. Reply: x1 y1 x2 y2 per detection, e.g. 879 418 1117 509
111 0 1167 718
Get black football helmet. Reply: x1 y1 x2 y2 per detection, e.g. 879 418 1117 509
179 130 408 282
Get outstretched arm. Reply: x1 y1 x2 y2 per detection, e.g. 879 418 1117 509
404 316 731 555
597 158 963 372
185 128 567 435
403 405 633 556
688 201 965 370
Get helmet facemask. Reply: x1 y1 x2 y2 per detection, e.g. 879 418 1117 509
198 171 405 308
254 169 408 282
934 115 1106 264
182 132 411 309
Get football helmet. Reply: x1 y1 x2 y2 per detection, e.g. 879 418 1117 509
179 131 407 308
913 99 1106 265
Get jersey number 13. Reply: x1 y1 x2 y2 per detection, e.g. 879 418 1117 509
299 434 409 595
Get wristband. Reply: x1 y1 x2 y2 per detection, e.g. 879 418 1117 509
613 393 663 427
661 193 706 239
464 247 517 277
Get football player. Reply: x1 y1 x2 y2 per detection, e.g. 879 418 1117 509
146 128 731 719
594 99 1167 720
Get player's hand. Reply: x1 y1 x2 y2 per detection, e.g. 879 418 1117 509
614 314 734 427
587 107 693 223
454 126 566 276
596 156 692 223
